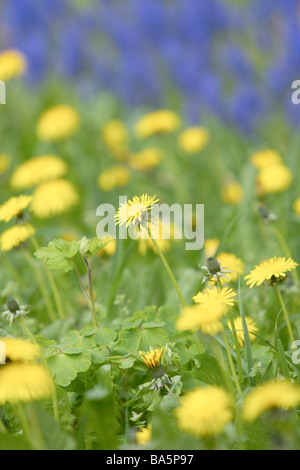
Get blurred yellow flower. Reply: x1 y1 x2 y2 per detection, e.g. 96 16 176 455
204 238 220 258
0 224 36 252
216 252 245 283
242 380 300 422
136 425 152 446
250 149 282 169
220 181 243 205
175 386 234 437
293 197 300 216
99 236 117 257
257 164 292 194
228 316 258 347
1 337 41 362
193 286 236 307
37 105 80 141
178 127 210 154
31 179 79 218
0 154 10 175
0 49 27 81
102 120 129 156
11 155 68 190
0 195 33 222
129 148 162 171
245 256 298 288
135 110 180 138
0 337 54 406
97 165 131 192
176 303 227 335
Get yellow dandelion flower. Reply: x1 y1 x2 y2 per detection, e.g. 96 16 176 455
37 105 80 141
220 181 244 205
11 155 68 190
136 425 152 446
193 286 237 307
178 127 210 154
0 362 54 405
102 120 129 155
1 337 41 362
217 252 245 283
250 149 282 169
0 224 36 252
0 154 10 175
139 347 165 371
135 110 180 138
129 148 162 171
245 256 298 288
115 194 159 228
176 304 226 335
0 49 27 81
97 165 131 192
0 195 33 223
228 316 258 347
31 179 79 219
257 164 292 194
204 238 220 259
175 386 234 437
242 380 300 422
292 197 300 216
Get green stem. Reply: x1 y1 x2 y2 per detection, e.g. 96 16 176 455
221 326 242 396
272 225 299 283
148 231 186 307
228 311 244 388
18 316 59 422
14 403 32 448
31 236 66 320
85 258 98 327
25 404 45 450
23 250 57 322
275 284 295 344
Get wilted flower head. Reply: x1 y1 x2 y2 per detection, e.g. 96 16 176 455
2 298 30 326
200 257 233 284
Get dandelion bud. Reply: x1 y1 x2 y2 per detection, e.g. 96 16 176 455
206 257 221 275
6 298 20 314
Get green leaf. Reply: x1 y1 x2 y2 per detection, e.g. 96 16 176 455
0 433 31 450
94 328 117 346
118 327 168 351
48 351 92 387
32 404 75 450
193 354 233 388
34 238 80 273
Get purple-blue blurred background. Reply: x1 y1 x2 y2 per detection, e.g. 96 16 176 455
1 0 299 132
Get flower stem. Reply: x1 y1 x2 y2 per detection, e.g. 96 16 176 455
272 225 299 283
18 316 59 422
84 258 98 327
275 284 295 344
31 236 66 319
221 326 242 396
148 231 186 307
227 311 244 388
23 250 57 322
